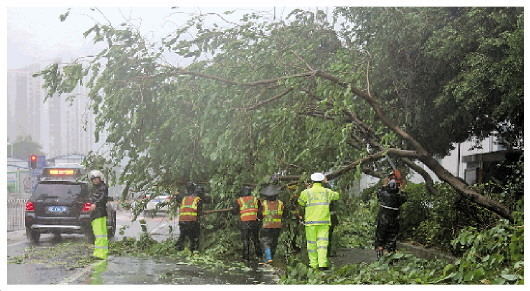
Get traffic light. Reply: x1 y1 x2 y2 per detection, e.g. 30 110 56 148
30 155 37 169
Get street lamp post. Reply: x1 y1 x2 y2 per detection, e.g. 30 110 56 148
7 142 14 158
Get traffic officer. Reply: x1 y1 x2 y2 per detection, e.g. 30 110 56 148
258 184 284 264
232 186 262 262
374 178 407 259
89 170 109 260
174 183 210 252
298 172 339 270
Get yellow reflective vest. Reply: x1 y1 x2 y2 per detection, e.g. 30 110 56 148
261 200 284 228
298 183 339 226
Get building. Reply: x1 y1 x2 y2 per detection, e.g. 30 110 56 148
7 62 105 159
356 135 517 192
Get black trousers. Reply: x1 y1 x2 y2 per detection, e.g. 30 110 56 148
175 222 200 251
260 228 280 256
240 222 261 260
374 209 400 252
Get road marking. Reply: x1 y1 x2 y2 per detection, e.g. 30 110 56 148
7 241 27 247
58 260 103 285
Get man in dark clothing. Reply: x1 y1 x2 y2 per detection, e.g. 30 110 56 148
374 179 407 259
174 183 211 252
232 186 262 262
89 170 109 260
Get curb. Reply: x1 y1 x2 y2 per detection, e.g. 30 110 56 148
397 242 457 262
58 258 108 284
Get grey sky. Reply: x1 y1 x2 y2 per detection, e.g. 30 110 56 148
4 1 326 70
6 0 522 70
6 6 203 70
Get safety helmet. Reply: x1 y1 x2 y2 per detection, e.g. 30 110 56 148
89 170 104 181
310 172 326 182
186 181 196 193
241 186 253 196
386 179 399 193
194 185 205 196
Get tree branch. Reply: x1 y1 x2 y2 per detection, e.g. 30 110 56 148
313 69 429 155
401 157 440 196
161 65 314 87
277 148 420 182
245 87 294 110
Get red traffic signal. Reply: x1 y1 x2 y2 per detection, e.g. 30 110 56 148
30 155 37 169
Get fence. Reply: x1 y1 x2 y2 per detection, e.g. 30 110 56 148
7 199 27 232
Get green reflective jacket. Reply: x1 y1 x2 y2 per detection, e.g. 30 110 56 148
298 183 339 226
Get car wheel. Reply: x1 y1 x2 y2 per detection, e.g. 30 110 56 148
107 213 116 239
26 227 40 244
83 225 95 243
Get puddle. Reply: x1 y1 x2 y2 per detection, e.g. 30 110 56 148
80 256 279 285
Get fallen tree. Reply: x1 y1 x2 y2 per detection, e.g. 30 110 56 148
36 7 522 221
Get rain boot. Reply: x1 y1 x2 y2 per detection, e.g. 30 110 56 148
264 248 273 264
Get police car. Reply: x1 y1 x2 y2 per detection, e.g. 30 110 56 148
24 164 117 243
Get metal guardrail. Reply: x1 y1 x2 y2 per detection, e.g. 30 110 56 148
7 199 27 232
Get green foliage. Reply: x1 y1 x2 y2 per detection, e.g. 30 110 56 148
280 253 447 284
398 182 500 252
280 200 524 285
7 136 44 160
35 8 523 284
335 7 523 154
333 199 377 248
437 199 523 284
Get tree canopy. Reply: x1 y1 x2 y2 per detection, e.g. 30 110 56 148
36 7 523 220
8 136 44 160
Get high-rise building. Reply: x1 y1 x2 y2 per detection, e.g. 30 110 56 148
7 62 104 159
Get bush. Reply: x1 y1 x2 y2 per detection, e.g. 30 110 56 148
436 198 524 284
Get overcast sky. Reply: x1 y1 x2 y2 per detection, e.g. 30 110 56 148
4 0 525 70
5 5 248 70
3 0 343 70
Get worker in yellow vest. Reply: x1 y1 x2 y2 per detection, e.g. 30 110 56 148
259 184 284 264
175 182 211 252
298 172 340 270
232 186 262 262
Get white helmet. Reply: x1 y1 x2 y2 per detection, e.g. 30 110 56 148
310 172 326 182
89 170 104 181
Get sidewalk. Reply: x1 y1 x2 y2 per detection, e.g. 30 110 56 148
6 229 27 245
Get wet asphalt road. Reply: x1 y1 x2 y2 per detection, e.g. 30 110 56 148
6 210 278 285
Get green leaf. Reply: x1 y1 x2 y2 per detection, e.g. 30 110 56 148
501 274 519 281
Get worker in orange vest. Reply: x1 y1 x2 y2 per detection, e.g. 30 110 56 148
258 184 284 264
174 182 211 252
232 186 262 262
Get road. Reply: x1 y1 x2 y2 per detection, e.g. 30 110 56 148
5 209 278 285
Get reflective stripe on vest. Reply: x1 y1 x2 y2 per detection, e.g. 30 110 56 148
303 188 332 226
179 196 201 222
262 200 283 228
237 196 258 222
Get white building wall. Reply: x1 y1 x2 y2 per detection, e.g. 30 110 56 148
355 135 506 195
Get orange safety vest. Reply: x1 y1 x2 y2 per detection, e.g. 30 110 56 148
179 196 201 222
237 196 259 222
261 200 284 228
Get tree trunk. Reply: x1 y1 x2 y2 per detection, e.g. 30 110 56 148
419 155 513 221
401 157 440 197
314 69 513 221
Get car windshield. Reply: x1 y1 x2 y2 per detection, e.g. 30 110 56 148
31 183 83 203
